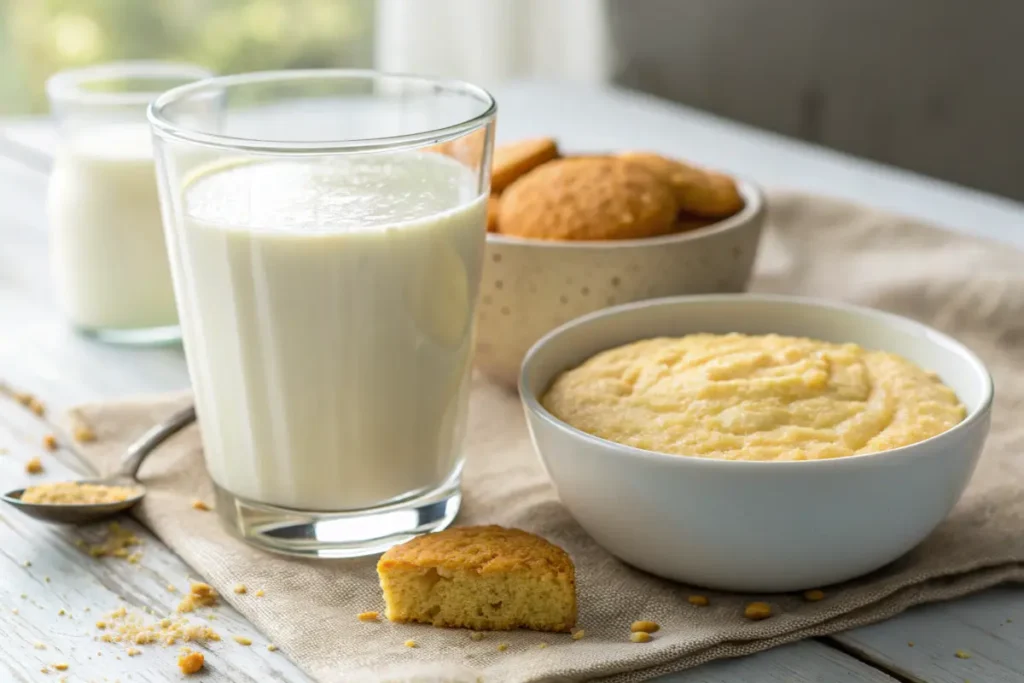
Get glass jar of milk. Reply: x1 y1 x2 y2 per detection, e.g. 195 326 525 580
150 71 496 558
46 62 211 344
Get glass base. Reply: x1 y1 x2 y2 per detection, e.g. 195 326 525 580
76 323 182 347
212 479 462 558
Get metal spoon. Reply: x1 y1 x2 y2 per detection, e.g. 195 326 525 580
1 405 196 524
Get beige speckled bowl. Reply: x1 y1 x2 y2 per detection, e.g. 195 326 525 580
475 179 766 387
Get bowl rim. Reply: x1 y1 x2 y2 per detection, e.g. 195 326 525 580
519 293 994 470
485 178 763 248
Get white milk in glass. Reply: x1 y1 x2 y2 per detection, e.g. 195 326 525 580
48 124 178 331
173 152 486 511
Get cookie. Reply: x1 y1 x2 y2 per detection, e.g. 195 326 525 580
498 157 678 241
487 195 500 232
377 525 577 632
619 152 744 219
491 137 559 194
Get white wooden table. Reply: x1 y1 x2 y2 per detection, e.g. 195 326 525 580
2 81 1023 683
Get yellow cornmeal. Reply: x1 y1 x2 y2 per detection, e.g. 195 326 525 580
542 334 966 461
21 482 139 505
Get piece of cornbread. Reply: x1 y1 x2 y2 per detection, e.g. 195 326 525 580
377 525 576 632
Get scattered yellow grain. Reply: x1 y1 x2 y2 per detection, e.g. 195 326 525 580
404 639 417 648
25 456 43 474
630 632 652 643
191 499 211 511
233 635 252 646
572 629 585 641
803 589 826 602
497 643 509 652
688 595 709 607
52 663 68 671
177 581 218 613
744 602 772 621
126 647 141 657
267 644 278 652
955 650 971 659
70 412 96 443
233 584 247 594
357 611 379 622
42 435 58 451
33 642 46 650
167 585 176 592
630 620 660 633
255 588 264 597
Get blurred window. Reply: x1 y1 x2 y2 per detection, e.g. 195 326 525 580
0 0 374 115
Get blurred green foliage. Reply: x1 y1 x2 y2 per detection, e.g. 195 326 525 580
0 0 374 114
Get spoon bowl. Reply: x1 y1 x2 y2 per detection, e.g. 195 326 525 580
2 478 147 524
1 405 195 525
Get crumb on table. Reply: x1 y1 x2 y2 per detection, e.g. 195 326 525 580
267 644 278 652
571 629 585 641
178 649 204 674
687 595 709 607
497 643 509 652
404 639 417 648
955 650 972 659
177 581 218 613
233 584 246 594
357 611 379 622
630 632 652 643
232 635 252 646
470 632 485 641
25 456 43 474
191 499 211 511
52 663 68 671
42 434 58 451
803 589 826 602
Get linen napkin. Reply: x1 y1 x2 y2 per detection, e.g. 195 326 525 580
73 191 1024 682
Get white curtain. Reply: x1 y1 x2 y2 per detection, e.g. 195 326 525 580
374 0 611 87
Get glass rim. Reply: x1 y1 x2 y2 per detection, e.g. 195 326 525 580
46 60 213 107
147 68 498 154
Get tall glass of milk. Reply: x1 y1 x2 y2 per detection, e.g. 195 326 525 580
46 62 212 344
149 71 496 557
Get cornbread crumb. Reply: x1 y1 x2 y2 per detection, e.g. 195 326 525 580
43 434 58 451
58 608 65 616
178 650 204 674
955 650 971 659
267 644 278 652
191 499 211 511
630 632 652 643
908 642 915 647
470 632 485 641
178 581 218 613
25 456 43 474
744 602 772 620
497 643 509 652
96 621 107 629
52 663 68 671
538 642 548 649
33 642 46 649
44 576 51 583
233 584 247 594
803 589 826 602
126 647 141 657
233 635 252 646
70 412 96 443
572 629 585 641
688 595 709 607
404 639 417 648
357 611 379 622
631 620 660 633
377 525 577 632
98 606 220 647
167 585 176 592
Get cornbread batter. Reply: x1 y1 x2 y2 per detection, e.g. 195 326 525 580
542 334 966 461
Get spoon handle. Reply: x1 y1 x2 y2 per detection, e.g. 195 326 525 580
115 405 197 480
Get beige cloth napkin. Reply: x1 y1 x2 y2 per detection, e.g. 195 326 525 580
74 191 1024 683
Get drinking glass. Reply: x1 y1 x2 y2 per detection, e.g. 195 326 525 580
47 61 211 344
149 70 496 557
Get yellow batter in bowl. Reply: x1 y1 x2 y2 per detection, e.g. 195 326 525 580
542 333 966 461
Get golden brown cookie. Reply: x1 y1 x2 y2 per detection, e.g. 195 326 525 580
486 195 500 232
498 157 678 241
619 152 744 219
491 137 559 194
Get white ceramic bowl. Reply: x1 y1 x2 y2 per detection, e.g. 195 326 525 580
475 180 765 387
520 295 993 592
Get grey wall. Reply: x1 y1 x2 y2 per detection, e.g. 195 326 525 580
608 0 1024 201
